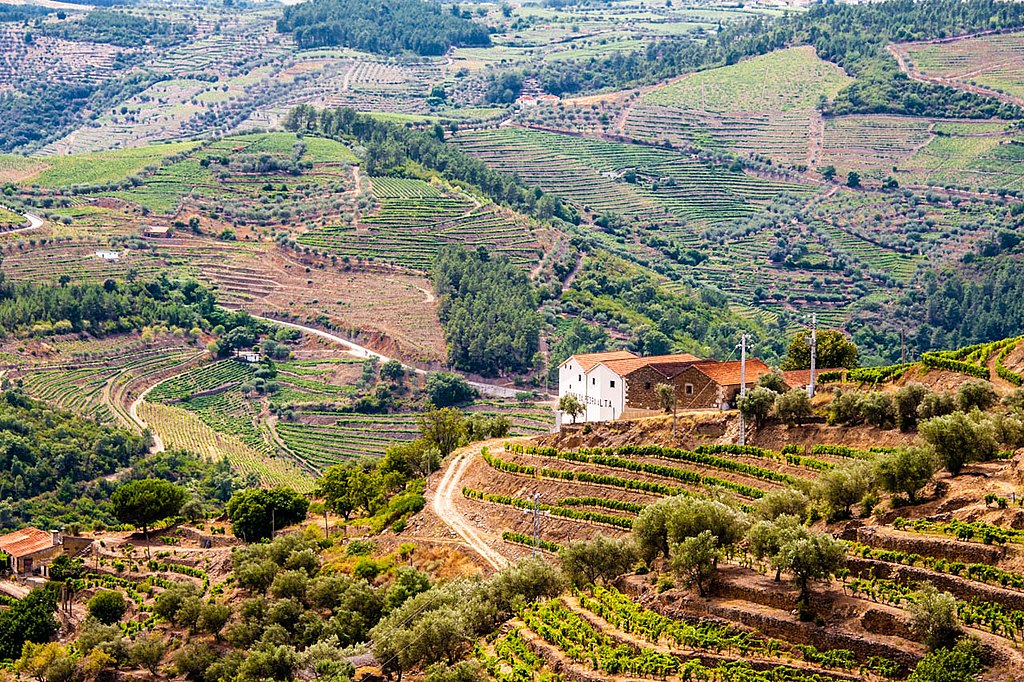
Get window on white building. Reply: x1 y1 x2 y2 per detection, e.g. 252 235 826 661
610 380 616 388
685 383 694 395
578 374 582 382
592 377 596 385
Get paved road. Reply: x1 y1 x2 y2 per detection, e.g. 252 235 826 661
0 208 44 234
250 315 523 399
432 443 509 570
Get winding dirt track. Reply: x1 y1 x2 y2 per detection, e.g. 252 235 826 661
432 443 510 570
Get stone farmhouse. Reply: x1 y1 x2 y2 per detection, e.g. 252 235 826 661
557 350 778 424
0 527 62 575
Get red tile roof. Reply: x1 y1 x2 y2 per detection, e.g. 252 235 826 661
0 527 54 558
782 368 847 388
601 353 707 378
692 358 772 387
569 350 639 372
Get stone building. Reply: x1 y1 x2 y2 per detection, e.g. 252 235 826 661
0 527 62 575
557 351 778 424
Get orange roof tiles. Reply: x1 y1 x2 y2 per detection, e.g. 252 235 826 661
570 350 639 372
0 527 54 558
692 358 772 386
782 368 847 388
601 353 707 378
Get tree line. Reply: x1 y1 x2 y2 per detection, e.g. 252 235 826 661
38 10 195 47
433 246 540 376
283 105 577 224
521 0 1024 119
277 0 491 55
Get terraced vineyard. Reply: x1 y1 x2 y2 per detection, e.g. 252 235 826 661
820 116 934 181
141 401 314 492
621 47 853 168
455 126 815 226
276 400 553 470
902 30 1024 102
460 424 1024 678
1 334 201 426
898 121 1024 192
297 177 545 270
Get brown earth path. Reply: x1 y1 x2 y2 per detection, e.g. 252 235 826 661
431 440 521 570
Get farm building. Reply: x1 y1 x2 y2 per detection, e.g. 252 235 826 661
557 351 777 424
0 527 61 575
143 225 170 238
95 250 120 262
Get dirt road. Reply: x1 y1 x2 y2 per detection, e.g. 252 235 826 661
129 383 165 453
432 443 510 570
250 315 522 399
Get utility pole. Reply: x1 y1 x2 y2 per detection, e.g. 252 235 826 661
738 334 750 446
807 313 817 399
900 328 906 366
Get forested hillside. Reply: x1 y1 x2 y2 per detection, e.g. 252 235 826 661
277 0 491 55
528 0 1024 118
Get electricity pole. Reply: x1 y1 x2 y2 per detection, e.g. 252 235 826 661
807 313 817 399
738 333 750 446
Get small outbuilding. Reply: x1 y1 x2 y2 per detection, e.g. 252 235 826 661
0 527 61 575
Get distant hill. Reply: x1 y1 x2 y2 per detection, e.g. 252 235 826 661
277 0 491 56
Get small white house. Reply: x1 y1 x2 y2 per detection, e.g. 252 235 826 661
95 250 120 262
557 350 637 424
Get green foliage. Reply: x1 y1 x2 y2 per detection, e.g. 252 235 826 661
370 559 562 679
910 584 962 651
812 460 873 520
0 390 147 529
426 372 474 407
0 589 57 661
919 411 998 475
921 353 989 379
557 394 584 423
111 479 188 536
757 372 788 394
957 380 998 412
227 488 309 542
39 10 194 47
87 590 127 625
894 383 930 431
860 391 896 429
564 252 776 363
776 529 846 605
632 495 748 563
558 534 637 587
874 447 936 504
908 638 983 682
738 387 775 428
670 530 720 597
433 247 540 376
278 0 490 55
782 330 858 371
286 106 554 222
419 407 466 457
774 388 812 423
547 319 608 382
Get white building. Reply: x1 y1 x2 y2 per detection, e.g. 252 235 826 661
557 350 637 424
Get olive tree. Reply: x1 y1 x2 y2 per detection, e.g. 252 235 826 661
559 534 637 587
874 447 936 504
671 531 720 596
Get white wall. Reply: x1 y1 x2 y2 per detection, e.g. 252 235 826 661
557 358 625 424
